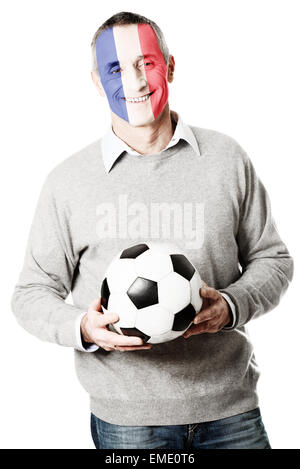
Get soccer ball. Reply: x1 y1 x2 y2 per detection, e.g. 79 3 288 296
100 242 202 344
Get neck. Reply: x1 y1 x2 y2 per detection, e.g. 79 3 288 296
111 104 175 155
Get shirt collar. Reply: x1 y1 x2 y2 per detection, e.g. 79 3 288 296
101 110 200 173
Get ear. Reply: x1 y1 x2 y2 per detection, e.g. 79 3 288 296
167 55 175 83
91 70 106 97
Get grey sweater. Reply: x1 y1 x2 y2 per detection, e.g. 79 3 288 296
11 126 293 425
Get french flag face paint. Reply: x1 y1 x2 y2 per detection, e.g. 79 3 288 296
96 24 169 126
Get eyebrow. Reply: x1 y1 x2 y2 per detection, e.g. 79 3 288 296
109 54 156 64
136 54 156 60
105 60 120 70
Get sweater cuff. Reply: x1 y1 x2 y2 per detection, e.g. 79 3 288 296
219 285 248 329
75 312 99 352
220 292 237 330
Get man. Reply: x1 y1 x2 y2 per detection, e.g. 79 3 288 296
12 11 293 449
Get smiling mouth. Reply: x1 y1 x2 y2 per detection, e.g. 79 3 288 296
122 91 154 103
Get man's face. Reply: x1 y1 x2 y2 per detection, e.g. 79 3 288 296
96 24 169 126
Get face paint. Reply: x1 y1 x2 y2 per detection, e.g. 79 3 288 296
137 23 169 120
96 24 169 126
96 27 128 122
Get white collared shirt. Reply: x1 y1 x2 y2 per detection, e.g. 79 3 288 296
100 111 200 173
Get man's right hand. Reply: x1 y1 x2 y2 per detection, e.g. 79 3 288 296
80 298 152 352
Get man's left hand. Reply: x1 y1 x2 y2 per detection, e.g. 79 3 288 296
183 282 231 338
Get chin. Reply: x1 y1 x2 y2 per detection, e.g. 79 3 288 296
128 115 155 127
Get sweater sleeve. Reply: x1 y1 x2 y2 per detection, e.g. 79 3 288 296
219 146 294 329
11 174 86 348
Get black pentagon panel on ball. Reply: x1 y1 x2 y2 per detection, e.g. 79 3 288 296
127 277 158 309
100 277 110 309
120 327 151 343
120 243 149 259
172 304 196 331
170 254 195 281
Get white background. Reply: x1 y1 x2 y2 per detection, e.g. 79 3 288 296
1 0 299 449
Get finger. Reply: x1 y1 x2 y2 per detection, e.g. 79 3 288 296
115 344 152 352
195 319 221 333
97 312 120 327
97 328 143 347
200 286 221 301
182 324 198 338
201 296 210 308
100 345 115 351
194 304 221 324
88 297 102 313
184 318 222 337
195 296 210 315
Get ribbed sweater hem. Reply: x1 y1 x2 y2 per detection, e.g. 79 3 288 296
89 390 259 426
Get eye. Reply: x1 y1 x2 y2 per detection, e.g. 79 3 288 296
137 61 153 69
111 68 121 74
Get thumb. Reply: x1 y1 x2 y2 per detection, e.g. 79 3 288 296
200 284 220 301
88 297 102 313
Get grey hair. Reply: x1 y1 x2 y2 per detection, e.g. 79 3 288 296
91 11 170 77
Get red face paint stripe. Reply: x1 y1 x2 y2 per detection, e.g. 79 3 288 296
137 23 169 120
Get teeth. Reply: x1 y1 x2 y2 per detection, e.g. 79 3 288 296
125 93 151 103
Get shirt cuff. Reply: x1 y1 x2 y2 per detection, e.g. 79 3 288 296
75 312 99 352
220 293 236 330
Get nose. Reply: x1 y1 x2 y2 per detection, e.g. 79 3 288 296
125 65 148 95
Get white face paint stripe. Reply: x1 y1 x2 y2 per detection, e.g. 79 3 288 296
113 24 154 125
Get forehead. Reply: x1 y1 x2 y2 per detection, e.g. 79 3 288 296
96 23 163 66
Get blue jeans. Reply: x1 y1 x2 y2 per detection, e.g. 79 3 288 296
90 407 271 449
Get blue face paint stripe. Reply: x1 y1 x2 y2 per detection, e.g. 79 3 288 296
96 27 129 122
